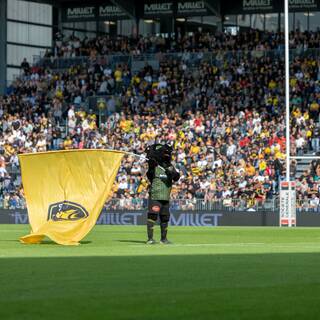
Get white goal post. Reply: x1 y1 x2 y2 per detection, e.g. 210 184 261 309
282 0 320 227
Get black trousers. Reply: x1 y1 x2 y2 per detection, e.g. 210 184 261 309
148 199 170 217
147 199 170 241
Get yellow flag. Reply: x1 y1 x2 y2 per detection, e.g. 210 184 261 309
19 150 124 245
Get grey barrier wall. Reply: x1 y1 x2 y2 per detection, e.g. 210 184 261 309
1 209 320 227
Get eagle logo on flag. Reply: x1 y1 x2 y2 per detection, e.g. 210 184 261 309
48 201 89 221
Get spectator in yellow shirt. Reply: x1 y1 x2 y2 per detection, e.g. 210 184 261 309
63 136 73 150
114 65 123 93
246 163 256 177
190 142 200 155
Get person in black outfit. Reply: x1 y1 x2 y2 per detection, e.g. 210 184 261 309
145 144 180 244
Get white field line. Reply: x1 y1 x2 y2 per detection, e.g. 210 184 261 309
132 242 320 248
132 243 266 247
169 243 265 247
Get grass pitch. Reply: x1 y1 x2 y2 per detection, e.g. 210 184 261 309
1 226 320 320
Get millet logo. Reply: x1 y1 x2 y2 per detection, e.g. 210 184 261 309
67 7 95 18
99 5 124 17
48 201 89 221
289 0 316 8
144 3 173 14
178 1 206 12
243 0 272 10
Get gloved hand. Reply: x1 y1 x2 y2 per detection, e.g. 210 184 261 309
165 165 180 182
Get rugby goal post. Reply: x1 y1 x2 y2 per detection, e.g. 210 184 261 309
283 0 295 227
282 156 320 228
282 0 320 227
279 181 296 227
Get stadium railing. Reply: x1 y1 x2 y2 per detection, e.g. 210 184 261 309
33 54 132 71
0 197 279 212
2 197 320 213
104 198 279 212
33 48 320 72
296 199 320 212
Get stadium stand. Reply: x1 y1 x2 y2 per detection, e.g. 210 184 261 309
47 30 320 58
1 30 320 211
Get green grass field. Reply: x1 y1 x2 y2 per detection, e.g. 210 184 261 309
1 225 320 320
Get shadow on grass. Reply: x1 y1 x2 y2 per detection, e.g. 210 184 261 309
1 253 320 320
38 240 92 245
116 239 146 244
0 239 92 245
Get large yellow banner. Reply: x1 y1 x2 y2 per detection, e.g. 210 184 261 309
19 150 124 245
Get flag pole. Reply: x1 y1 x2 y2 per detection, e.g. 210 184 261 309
121 151 168 172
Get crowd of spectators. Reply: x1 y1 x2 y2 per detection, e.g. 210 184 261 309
47 29 320 59
296 159 320 212
1 29 320 211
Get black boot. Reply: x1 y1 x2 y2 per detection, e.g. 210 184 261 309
160 222 171 244
147 219 156 244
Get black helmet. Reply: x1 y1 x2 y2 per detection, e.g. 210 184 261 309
145 143 172 165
